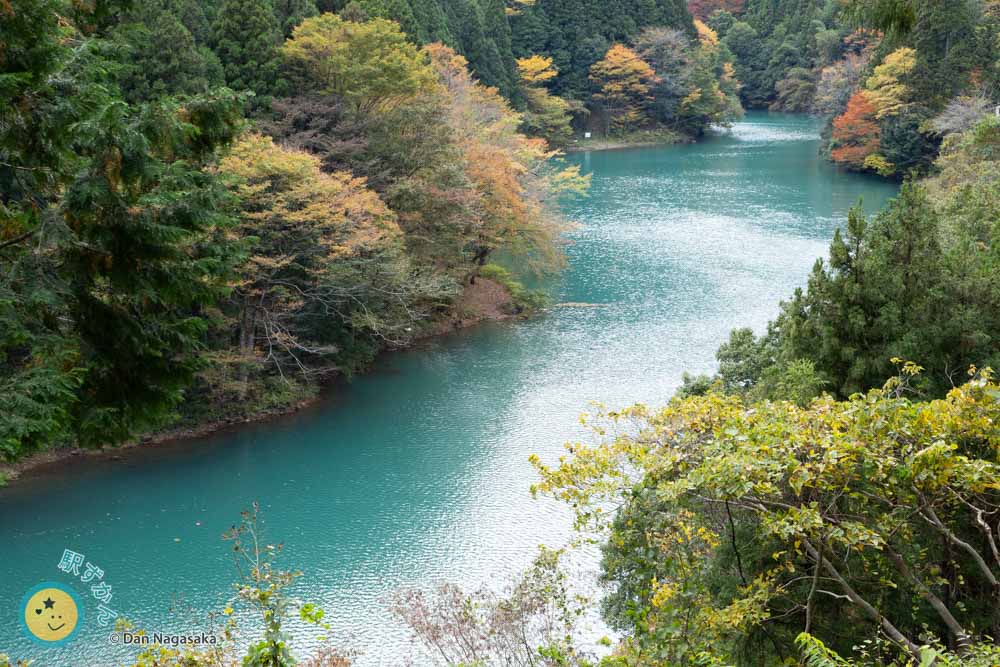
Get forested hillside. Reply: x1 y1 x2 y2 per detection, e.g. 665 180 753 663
510 0 696 97
609 7 1000 660
1 0 591 461
683 0 1000 406
700 0 1000 176
344 0 742 139
1 0 749 465
524 3 1000 667
105 0 522 101
692 113 1000 403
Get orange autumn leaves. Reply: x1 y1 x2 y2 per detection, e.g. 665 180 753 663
219 134 401 265
426 43 587 271
830 90 881 170
589 44 657 133
830 47 916 174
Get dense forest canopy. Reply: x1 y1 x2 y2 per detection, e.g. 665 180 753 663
509 0 696 97
1 0 594 460
1 0 748 463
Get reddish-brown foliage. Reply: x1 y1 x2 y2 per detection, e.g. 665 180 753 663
687 0 745 19
831 90 880 169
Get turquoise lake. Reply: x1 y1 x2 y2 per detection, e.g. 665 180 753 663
0 112 898 666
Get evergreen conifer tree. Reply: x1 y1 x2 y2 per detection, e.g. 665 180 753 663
213 0 285 100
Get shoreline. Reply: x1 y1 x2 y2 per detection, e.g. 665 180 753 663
0 278 518 488
563 138 690 154
0 395 327 487
562 129 693 154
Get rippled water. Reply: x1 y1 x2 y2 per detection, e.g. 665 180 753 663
0 112 898 666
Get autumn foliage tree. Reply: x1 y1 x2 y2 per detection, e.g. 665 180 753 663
864 46 917 119
516 55 575 147
426 43 587 273
590 44 658 134
217 134 410 383
634 27 692 128
830 90 881 170
281 13 435 112
674 20 742 133
272 25 587 292
813 50 872 116
517 53 560 86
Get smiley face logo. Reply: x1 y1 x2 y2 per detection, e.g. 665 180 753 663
20 582 83 645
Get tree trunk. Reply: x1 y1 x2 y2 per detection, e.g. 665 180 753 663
238 295 257 395
802 539 923 662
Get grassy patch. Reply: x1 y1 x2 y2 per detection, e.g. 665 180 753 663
479 264 549 314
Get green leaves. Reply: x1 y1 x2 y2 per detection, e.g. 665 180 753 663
796 633 852 667
281 13 435 111
1 4 246 455
842 0 916 36
535 371 1000 664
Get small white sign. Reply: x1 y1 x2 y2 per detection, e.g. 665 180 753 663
584 132 592 139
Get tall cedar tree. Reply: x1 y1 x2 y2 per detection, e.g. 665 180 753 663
1 0 246 454
213 0 286 99
273 0 318 37
112 7 224 103
63 93 245 446
2 0 92 457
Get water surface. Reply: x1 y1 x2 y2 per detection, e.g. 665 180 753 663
0 112 898 666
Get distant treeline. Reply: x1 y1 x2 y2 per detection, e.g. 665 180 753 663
694 0 1000 176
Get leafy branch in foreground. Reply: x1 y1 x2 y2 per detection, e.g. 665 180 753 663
120 503 353 667
532 364 1000 665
